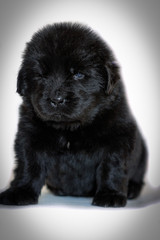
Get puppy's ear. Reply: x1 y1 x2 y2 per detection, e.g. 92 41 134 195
105 61 120 95
17 67 28 96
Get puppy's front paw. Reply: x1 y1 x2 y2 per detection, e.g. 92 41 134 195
92 191 127 207
0 187 38 206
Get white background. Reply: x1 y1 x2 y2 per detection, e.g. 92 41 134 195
0 0 160 240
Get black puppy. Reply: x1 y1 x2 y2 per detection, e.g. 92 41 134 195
0 23 147 207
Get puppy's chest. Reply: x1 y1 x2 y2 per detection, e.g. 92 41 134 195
46 134 103 195
52 134 104 167
35 127 108 153
57 135 72 151
55 134 99 153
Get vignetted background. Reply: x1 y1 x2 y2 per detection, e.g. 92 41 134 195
0 1 160 240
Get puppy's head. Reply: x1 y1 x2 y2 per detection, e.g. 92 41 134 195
17 23 120 129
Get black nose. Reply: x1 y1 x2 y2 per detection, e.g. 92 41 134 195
50 96 66 107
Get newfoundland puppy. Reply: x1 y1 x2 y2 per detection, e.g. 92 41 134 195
0 23 147 207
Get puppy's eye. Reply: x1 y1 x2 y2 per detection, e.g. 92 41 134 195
73 73 85 80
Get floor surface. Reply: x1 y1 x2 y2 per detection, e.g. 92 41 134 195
0 183 159 240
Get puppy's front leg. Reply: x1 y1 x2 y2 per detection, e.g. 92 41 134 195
0 141 45 205
92 153 128 207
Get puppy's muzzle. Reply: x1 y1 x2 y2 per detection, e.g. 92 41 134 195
50 96 66 108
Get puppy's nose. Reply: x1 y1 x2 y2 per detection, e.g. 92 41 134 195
50 96 66 107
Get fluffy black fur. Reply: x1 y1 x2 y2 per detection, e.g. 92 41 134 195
0 23 147 207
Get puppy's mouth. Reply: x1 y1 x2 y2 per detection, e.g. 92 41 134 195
51 120 81 130
45 114 82 130
52 113 65 122
34 107 82 130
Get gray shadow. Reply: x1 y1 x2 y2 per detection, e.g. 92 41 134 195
38 182 160 209
126 183 160 209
